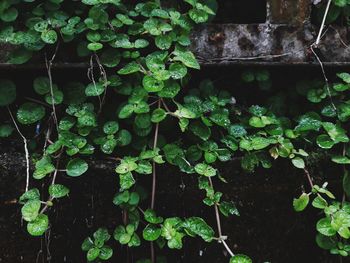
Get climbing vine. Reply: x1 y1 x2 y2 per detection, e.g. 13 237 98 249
1 0 350 262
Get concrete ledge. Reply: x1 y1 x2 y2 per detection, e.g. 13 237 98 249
0 24 349 68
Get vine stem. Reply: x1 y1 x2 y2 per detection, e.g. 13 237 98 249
208 177 235 258
151 100 161 209
45 43 60 131
7 106 30 192
150 100 161 263
303 168 314 189
222 240 234 257
315 0 332 47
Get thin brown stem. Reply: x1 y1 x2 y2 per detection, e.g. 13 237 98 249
208 177 222 237
303 168 314 189
150 100 161 263
7 106 30 192
315 0 332 46
208 177 235 257
45 43 60 131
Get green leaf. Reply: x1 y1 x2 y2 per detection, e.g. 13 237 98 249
333 0 347 7
0 79 16 106
27 214 49 236
119 172 135 190
17 102 45 125
19 188 40 204
116 159 138 174
151 108 167 123
48 184 69 198
343 171 350 198
183 217 215 242
85 82 105 96
0 124 14 137
295 112 322 132
45 89 63 105
316 134 335 149
317 218 337 236
143 224 162 241
228 124 247 137
189 8 208 23
169 63 187 79
118 62 140 75
230 254 252 263
143 75 164 92
33 77 50 95
337 72 350 83
87 247 100 261
103 121 119 135
155 34 172 50
189 121 211 140
194 163 216 177
94 228 111 242
118 104 135 119
87 42 103 51
144 209 163 224
173 50 200 69
99 246 113 260
332 156 350 164
41 30 58 44
1 7 18 22
312 196 328 209
66 158 88 177
292 157 305 169
316 233 337 250
21 200 41 222
293 193 309 212
81 237 94 251
33 156 55 180
219 201 240 217
8 48 32 64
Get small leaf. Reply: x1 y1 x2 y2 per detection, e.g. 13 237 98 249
230 254 252 263
66 158 88 177
49 184 70 198
99 246 113 260
87 247 100 261
293 193 309 212
27 214 49 236
183 217 215 242
0 124 14 137
143 224 162 241
292 157 305 169
0 79 16 106
118 62 140 75
17 102 45 125
87 42 103 51
33 77 50 95
316 218 337 237
41 30 58 44
151 108 167 123
194 163 216 177
312 196 328 209
21 200 41 222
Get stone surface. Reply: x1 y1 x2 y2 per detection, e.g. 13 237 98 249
191 24 350 65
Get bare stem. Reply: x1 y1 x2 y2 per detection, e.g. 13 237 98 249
208 177 235 258
208 177 222 237
150 101 161 263
7 106 30 192
151 100 161 210
45 43 60 131
315 0 332 46
222 239 234 257
303 168 314 189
